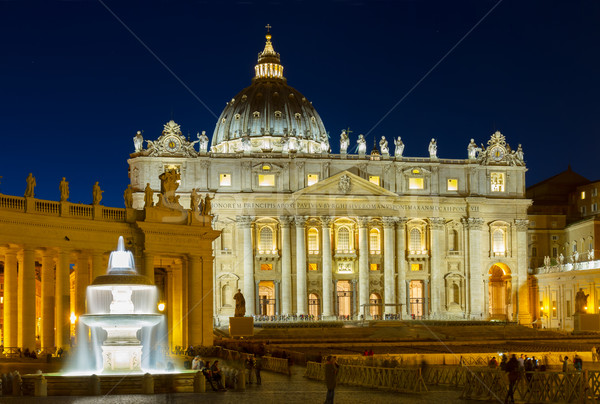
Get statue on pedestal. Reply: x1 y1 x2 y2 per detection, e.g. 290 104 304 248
428 138 438 158
558 253 564 265
576 288 589 313
92 181 103 205
59 177 69 202
202 194 213 216
133 131 144 153
357 134 367 155
123 184 133 208
340 130 349 153
198 131 209 153
467 139 481 160
190 188 201 212
379 136 389 155
234 289 246 317
144 183 154 208
157 169 181 208
320 133 329 153
543 255 551 268
394 136 404 157
25 173 36 198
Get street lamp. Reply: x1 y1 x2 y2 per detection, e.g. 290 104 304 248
157 301 166 312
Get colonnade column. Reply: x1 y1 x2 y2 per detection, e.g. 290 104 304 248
18 248 36 351
358 217 370 317
3 250 18 348
91 251 104 283
429 217 445 317
41 252 55 351
55 250 71 350
75 253 89 317
280 216 292 315
187 254 203 346
321 217 333 318
515 219 532 325
464 218 484 318
294 216 308 315
396 218 408 317
238 216 255 316
143 251 155 284
382 217 396 315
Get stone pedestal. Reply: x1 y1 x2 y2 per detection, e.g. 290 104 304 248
102 345 143 372
229 317 254 337
574 313 600 332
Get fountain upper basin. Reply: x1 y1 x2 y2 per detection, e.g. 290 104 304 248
80 313 163 328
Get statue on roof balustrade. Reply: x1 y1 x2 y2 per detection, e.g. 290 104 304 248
394 136 404 157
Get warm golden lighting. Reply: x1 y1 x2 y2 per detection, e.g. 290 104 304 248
70 312 77 325
584 306 588 311
158 302 166 312
409 177 424 190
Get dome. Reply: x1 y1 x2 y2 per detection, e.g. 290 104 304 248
211 33 327 154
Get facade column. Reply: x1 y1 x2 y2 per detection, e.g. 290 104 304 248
3 250 18 349
294 216 308 315
255 281 260 315
55 250 71 350
351 279 357 319
358 217 370 317
382 217 396 314
187 254 205 346
321 217 333 318
18 248 36 351
279 216 292 315
515 219 532 325
464 218 484 319
41 251 55 351
238 216 255 316
429 217 445 317
396 218 408 316
143 251 155 283
274 280 281 315
75 252 89 316
424 279 429 318
91 251 104 283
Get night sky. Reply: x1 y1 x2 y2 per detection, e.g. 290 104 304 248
1 0 598 208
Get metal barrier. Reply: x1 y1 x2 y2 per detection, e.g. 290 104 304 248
261 355 290 375
304 361 427 393
422 365 469 387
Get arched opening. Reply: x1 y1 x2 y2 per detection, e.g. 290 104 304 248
258 280 275 317
409 228 422 252
336 280 352 319
409 280 424 319
307 227 319 254
369 293 382 319
488 263 511 320
369 229 380 254
308 293 320 318
337 226 350 252
259 227 274 253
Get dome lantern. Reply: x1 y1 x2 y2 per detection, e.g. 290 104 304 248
254 31 284 81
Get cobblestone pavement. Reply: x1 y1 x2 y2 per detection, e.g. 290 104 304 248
2 366 467 404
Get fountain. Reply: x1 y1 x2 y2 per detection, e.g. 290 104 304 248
77 236 164 373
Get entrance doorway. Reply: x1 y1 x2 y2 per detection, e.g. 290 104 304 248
308 293 320 318
369 293 382 319
488 263 511 320
336 280 353 319
258 281 275 316
409 280 424 319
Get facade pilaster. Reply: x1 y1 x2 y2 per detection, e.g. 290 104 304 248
294 216 308 315
396 218 408 316
237 215 255 316
358 217 370 317
3 250 18 348
429 217 445 316
464 217 484 318
321 217 333 318
18 248 36 350
382 217 396 314
515 219 531 325
143 251 155 283
75 252 89 317
280 216 292 315
55 250 71 350
187 254 205 346
91 251 104 283
41 251 55 351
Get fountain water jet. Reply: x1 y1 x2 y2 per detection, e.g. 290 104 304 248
77 236 164 373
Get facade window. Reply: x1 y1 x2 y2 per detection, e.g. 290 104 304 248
221 284 230 306
337 227 350 251
552 247 558 257
259 227 274 252
308 263 318 271
258 174 275 187
581 206 587 215
369 176 380 186
453 284 460 304
409 228 422 251
592 203 598 212
370 263 380 271
260 263 273 271
448 229 458 251
411 263 422 271
308 293 320 317
219 173 231 186
307 228 319 254
581 191 586 200
551 235 559 241
369 228 380 253
307 174 319 186
532 247 537 257
492 229 505 255
409 177 424 190
490 172 505 192
338 262 353 273
573 242 577 252
447 178 458 191
592 188 598 197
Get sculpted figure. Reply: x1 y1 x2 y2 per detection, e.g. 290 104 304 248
320 133 329 153
92 182 103 205
133 131 144 153
144 183 154 208
357 134 367 155
467 138 481 159
202 194 213 216
394 136 404 157
234 289 246 317
59 177 69 202
241 135 251 152
25 173 36 198
190 188 201 212
428 138 438 158
558 253 564 265
589 249 595 261
340 130 349 153
573 251 579 263
379 136 389 155
575 288 589 313
123 184 133 208
514 144 524 163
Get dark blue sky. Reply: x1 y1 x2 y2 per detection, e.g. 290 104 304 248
1 0 599 207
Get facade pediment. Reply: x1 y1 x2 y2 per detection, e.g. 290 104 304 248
293 170 398 197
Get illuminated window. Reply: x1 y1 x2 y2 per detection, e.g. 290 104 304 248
492 229 505 255
259 227 273 252
412 169 420 174
409 228 422 251
409 178 424 190
307 228 319 253
447 179 458 191
260 263 273 271
258 174 275 187
307 174 319 186
581 191 586 200
490 172 505 192
369 176 380 186
370 263 380 271
308 263 318 271
219 173 231 186
411 263 422 271
369 229 380 253
337 227 350 251
338 262 353 273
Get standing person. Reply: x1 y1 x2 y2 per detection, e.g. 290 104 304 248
245 355 255 384
574 354 583 371
324 355 338 404
504 354 519 404
562 356 569 372
202 361 218 391
211 360 226 391
255 355 262 385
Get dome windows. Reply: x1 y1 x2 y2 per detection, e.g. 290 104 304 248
253 111 260 119
241 95 247 102
234 114 241 121
274 111 282 118
295 113 301 120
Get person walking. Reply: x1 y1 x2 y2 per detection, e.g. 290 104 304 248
324 355 339 404
211 360 227 391
504 354 519 404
